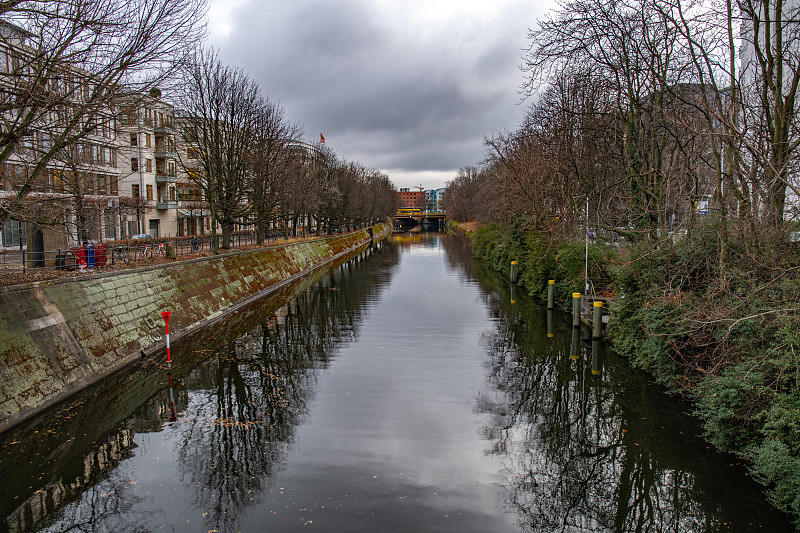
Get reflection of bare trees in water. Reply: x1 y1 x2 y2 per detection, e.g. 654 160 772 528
15 435 154 533
436 232 733 531
474 297 755 532
0 244 396 533
173 248 396 532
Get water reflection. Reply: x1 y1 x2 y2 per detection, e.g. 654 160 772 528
461 258 792 532
0 235 794 533
0 242 396 533
592 339 603 377
170 246 398 533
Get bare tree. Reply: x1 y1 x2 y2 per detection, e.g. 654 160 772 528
0 0 207 232
737 0 800 234
118 195 150 237
247 101 302 244
177 48 261 251
523 0 688 241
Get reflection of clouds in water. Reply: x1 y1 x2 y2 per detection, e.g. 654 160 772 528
165 247 401 533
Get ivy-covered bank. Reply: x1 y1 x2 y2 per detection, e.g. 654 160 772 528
456 221 800 526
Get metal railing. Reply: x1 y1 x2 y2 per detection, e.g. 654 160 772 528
0 228 334 275
586 278 614 299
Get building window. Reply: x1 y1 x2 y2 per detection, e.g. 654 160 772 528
146 184 153 200
146 158 152 172
104 210 117 239
123 107 136 125
84 173 94 195
145 133 151 147
132 184 140 197
131 158 138 172
169 186 176 201
1 219 25 248
130 133 137 146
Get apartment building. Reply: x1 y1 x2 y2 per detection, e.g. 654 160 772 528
117 92 184 238
0 20 122 252
396 188 425 210
425 188 446 212
174 115 211 237
0 19 219 253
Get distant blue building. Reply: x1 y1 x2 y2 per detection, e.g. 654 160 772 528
425 188 446 212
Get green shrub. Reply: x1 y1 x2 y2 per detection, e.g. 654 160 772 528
469 216 800 524
471 225 619 312
750 440 800 523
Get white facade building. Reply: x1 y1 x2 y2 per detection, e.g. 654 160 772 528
117 94 181 238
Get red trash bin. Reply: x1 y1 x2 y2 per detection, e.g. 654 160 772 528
70 246 87 268
95 243 108 266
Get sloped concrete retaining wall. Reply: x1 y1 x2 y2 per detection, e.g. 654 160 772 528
0 225 389 433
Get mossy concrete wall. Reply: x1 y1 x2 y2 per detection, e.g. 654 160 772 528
0 225 389 433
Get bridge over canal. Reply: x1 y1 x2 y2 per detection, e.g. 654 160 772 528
392 212 446 232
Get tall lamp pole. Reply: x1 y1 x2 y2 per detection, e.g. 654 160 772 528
585 196 589 297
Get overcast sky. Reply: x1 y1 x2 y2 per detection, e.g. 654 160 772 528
206 0 556 190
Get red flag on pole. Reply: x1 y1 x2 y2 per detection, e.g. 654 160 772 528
320 133 325 144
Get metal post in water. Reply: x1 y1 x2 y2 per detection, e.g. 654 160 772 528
572 292 581 328
510 261 518 284
547 279 555 310
547 309 553 338
592 301 603 339
161 311 177 422
592 339 602 375
571 327 581 360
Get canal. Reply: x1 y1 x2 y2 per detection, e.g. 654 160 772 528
0 234 794 532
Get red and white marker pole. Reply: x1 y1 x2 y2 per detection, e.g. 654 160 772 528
161 311 177 422
161 311 172 368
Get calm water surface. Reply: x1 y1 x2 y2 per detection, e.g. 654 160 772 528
0 234 794 532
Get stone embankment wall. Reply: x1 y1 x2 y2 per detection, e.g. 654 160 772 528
0 225 388 433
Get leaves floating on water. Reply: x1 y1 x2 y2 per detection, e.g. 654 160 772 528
213 418 263 429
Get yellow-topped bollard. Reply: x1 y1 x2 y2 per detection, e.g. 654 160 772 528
592 300 604 339
510 260 518 284
572 292 581 328
547 279 555 309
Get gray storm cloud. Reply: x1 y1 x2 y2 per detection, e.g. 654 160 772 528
209 0 549 187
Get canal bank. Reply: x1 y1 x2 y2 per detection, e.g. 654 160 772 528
451 220 800 529
0 224 389 434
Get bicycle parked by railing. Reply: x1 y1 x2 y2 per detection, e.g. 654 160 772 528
137 242 165 259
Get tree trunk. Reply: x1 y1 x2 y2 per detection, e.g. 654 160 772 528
256 220 265 245
221 222 232 249
210 210 219 254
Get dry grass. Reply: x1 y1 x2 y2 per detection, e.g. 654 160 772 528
453 221 481 234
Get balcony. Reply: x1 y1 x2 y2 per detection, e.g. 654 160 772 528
154 150 177 159
154 124 174 134
156 200 178 210
155 173 177 184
